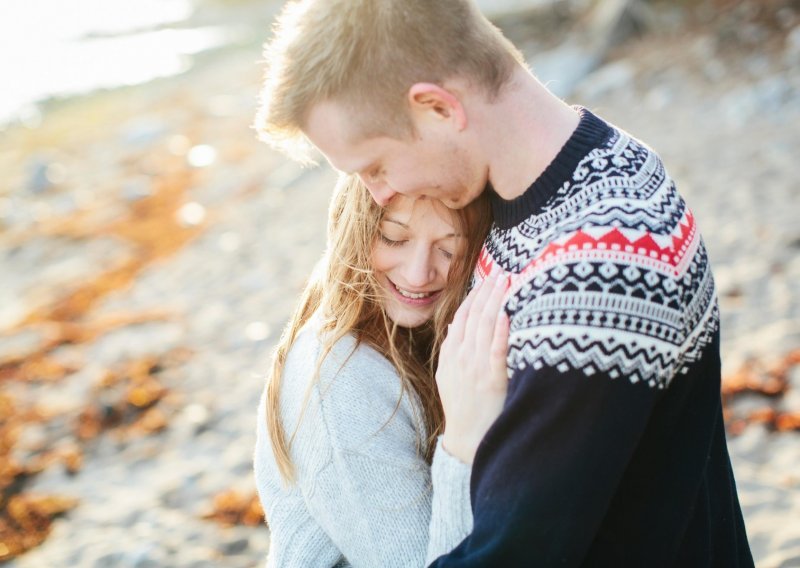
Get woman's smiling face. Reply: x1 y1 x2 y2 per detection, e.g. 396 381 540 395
371 196 464 328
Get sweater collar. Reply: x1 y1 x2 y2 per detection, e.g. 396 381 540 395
488 106 611 229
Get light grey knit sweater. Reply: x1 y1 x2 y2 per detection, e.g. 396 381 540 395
253 315 473 567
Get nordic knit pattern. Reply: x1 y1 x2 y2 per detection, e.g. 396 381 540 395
429 107 753 567
254 314 473 568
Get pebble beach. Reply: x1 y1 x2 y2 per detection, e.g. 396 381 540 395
1 1 799 566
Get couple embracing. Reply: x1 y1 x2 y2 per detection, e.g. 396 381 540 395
253 1 753 567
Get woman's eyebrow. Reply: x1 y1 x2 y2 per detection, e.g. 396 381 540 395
382 217 408 228
382 217 461 238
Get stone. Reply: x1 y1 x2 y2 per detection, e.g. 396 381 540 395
121 176 154 202
221 536 250 556
93 551 125 568
121 118 168 147
474 0 556 20
0 327 49 363
584 0 656 55
532 46 599 99
87 321 185 367
27 157 53 194
575 60 636 101
785 25 800 65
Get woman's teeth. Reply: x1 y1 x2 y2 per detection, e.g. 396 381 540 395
396 286 431 299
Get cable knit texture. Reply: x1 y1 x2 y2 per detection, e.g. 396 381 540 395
254 313 473 567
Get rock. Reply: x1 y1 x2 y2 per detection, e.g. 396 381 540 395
785 25 800 65
93 551 125 568
474 0 556 20
643 84 675 111
719 76 792 127
584 0 656 56
0 196 37 231
0 327 49 363
729 423 770 464
531 45 599 99
268 160 308 189
47 192 79 217
121 176 154 202
221 535 250 556
0 296 34 335
27 157 53 194
217 231 242 253
783 366 800 413
87 321 185 367
575 60 636 101
121 118 168 147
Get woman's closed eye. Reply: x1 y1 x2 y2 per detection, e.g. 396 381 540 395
379 233 405 247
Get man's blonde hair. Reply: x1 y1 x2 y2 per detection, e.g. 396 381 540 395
256 0 525 160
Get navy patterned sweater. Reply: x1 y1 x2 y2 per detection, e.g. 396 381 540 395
429 108 753 567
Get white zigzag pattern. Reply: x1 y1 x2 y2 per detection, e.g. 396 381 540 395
494 124 719 389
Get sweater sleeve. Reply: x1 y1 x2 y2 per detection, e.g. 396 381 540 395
428 253 690 565
284 334 472 567
254 389 347 568
428 362 661 566
426 438 473 564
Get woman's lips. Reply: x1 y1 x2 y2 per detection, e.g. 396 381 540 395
387 278 442 306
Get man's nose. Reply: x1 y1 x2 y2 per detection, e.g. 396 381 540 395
361 177 397 207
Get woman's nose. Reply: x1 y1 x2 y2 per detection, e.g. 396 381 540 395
403 247 436 287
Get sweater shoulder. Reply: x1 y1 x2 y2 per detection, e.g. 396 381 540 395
279 317 424 454
487 130 719 389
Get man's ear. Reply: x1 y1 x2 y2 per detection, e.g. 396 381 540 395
408 83 467 130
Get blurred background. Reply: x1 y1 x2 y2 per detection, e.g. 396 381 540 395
0 0 798 566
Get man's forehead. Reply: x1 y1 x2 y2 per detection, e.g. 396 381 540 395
304 101 380 172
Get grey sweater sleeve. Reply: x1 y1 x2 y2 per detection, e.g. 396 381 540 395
254 325 472 567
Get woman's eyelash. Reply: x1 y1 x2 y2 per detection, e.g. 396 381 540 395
378 234 454 258
379 234 404 246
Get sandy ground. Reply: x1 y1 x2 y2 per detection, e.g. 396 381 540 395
1 2 799 567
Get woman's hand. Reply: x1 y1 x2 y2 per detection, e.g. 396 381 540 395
436 267 510 464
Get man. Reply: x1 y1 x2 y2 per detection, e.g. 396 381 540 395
256 0 753 566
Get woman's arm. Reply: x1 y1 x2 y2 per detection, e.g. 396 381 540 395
426 268 511 562
425 438 473 564
254 389 348 568
284 332 471 568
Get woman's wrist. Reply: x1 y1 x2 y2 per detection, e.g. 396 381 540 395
441 431 474 465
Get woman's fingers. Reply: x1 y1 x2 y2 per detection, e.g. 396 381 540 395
489 312 510 389
437 265 512 464
463 268 501 345
474 271 508 350
446 265 509 367
446 277 482 345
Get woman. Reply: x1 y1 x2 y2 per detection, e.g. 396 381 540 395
254 174 507 567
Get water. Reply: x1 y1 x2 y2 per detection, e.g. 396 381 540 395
0 0 237 127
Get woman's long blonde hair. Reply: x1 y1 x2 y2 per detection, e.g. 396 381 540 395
266 175 492 483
